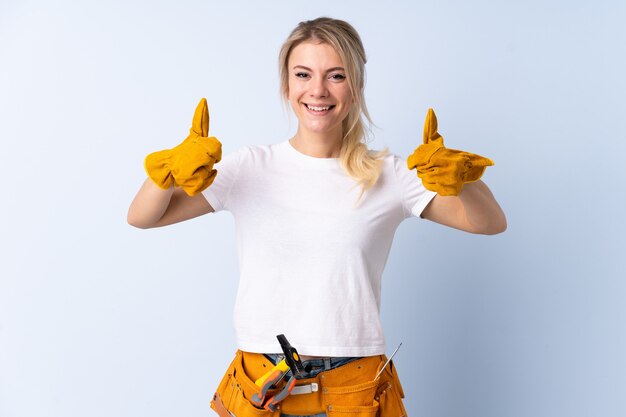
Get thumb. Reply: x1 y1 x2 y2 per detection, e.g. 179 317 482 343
470 154 495 167
423 108 444 146
190 97 210 137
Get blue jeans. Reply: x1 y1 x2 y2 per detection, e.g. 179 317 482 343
264 353 363 417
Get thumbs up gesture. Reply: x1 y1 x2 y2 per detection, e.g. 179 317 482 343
144 98 223 196
407 108 494 196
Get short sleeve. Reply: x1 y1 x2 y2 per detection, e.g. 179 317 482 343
393 154 437 219
201 146 246 212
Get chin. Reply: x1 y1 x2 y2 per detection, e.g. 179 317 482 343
301 121 340 134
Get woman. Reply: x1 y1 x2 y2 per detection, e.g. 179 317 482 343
128 17 506 417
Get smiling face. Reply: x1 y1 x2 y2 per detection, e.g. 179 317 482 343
287 41 354 140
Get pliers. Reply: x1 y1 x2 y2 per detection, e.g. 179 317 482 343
251 334 308 411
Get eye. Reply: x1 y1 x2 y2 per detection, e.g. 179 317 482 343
330 73 346 81
295 72 309 79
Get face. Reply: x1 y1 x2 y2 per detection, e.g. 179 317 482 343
287 41 354 138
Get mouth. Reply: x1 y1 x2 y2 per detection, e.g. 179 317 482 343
303 103 336 114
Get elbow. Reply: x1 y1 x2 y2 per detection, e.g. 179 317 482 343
482 214 508 235
485 224 507 235
496 213 508 234
127 210 153 229
499 217 508 234
127 217 149 229
128 220 150 229
467 212 507 235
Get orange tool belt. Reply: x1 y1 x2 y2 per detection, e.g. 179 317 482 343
210 350 408 417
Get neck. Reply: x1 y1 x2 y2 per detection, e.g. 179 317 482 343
290 127 343 158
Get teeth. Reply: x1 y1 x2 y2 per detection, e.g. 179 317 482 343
306 104 331 111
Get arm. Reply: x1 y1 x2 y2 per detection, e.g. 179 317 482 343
127 178 214 229
420 180 507 235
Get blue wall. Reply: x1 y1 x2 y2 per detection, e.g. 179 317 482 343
1 1 624 416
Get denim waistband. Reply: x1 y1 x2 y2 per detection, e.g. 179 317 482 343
263 353 362 379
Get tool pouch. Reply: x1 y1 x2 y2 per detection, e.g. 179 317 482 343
374 358 407 417
210 350 279 417
211 350 407 417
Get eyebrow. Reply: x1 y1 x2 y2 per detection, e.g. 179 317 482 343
292 65 345 72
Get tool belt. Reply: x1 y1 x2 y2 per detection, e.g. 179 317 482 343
211 350 407 417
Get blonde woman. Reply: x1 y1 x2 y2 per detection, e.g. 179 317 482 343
128 17 506 417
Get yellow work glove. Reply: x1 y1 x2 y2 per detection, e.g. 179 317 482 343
407 108 494 196
144 98 222 196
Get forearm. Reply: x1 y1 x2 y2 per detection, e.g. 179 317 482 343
458 180 507 234
127 178 175 228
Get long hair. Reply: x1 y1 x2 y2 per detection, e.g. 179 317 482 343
278 17 389 203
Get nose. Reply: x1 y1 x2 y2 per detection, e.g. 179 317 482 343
309 76 328 98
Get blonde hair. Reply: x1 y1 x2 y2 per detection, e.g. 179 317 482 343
278 17 389 203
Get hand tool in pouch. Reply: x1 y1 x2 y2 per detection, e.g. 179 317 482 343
251 334 307 411
374 342 403 381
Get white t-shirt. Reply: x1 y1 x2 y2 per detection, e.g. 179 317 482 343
202 139 437 357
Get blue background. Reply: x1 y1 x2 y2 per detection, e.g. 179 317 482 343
1 1 624 416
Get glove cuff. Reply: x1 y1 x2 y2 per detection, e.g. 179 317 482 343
144 149 175 189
